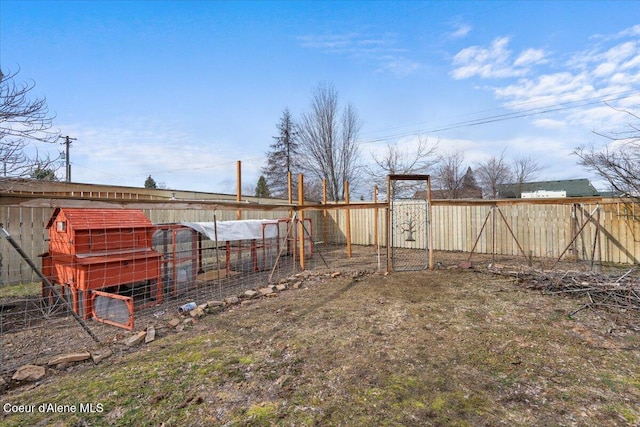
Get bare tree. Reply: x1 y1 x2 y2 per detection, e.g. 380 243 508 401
303 178 324 202
510 155 543 197
366 135 438 198
297 83 363 201
1 68 60 177
433 150 466 199
575 106 640 197
475 150 513 198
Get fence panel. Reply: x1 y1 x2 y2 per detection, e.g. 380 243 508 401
2 199 640 286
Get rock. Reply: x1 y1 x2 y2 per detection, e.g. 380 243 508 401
145 326 156 343
244 290 258 298
276 284 287 291
154 325 169 338
207 300 224 307
331 272 342 278
168 318 181 328
292 281 303 289
48 352 91 366
224 296 240 305
12 365 45 382
91 348 113 364
258 287 273 296
189 307 205 318
125 331 147 347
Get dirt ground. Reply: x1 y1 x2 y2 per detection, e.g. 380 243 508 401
1 251 639 426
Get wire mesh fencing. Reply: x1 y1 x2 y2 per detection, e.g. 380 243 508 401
0 202 387 375
2 192 639 376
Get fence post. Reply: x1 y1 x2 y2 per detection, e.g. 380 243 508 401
345 181 352 258
322 179 328 245
236 160 242 220
373 186 378 250
298 173 305 270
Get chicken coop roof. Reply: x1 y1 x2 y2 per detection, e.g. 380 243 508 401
46 208 154 230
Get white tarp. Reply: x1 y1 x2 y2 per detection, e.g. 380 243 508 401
179 220 279 242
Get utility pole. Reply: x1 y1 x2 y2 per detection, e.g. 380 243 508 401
59 135 77 182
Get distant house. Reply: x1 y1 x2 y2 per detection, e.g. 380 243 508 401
498 179 600 199
521 190 567 199
414 187 483 200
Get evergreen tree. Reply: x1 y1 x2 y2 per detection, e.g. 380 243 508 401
262 108 300 198
462 167 480 192
31 167 57 181
144 175 157 189
255 175 271 198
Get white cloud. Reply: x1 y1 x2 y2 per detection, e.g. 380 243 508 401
449 23 471 39
472 25 640 134
450 22 640 130
451 37 543 79
514 48 546 67
532 118 566 129
618 24 640 37
621 53 640 70
298 31 418 77
494 72 593 105
377 56 421 76
61 119 264 192
593 61 617 78
297 33 361 51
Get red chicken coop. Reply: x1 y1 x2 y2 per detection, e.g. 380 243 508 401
41 208 162 329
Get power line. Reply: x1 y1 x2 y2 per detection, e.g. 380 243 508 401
358 89 640 145
71 88 639 182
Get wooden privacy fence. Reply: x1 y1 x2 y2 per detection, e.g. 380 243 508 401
429 198 640 265
318 197 640 265
1 197 639 284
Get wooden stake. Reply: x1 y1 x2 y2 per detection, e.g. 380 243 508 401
373 186 378 250
345 181 352 258
386 175 392 272
298 173 305 270
322 178 328 245
427 176 434 270
236 160 242 220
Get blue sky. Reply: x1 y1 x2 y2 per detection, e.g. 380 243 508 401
2 0 639 197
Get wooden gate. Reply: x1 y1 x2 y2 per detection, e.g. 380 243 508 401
387 175 433 271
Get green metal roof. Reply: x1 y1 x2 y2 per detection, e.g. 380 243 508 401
498 179 599 198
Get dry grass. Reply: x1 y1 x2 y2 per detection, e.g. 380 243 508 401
1 267 639 426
